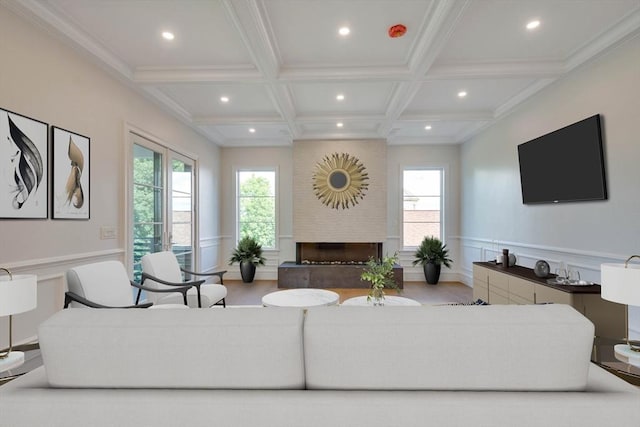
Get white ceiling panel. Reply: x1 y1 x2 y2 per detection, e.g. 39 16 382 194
264 0 433 66
436 0 640 64
45 0 253 68
212 123 291 139
9 0 639 146
155 83 280 117
290 82 396 114
405 78 538 113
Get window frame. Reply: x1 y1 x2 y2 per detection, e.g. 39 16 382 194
234 167 278 250
401 166 445 250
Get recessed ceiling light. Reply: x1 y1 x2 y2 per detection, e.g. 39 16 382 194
220 96 229 103
249 128 256 133
339 27 350 36
336 94 345 101
526 20 541 30
336 122 344 128
161 31 175 41
458 91 467 98
424 125 432 130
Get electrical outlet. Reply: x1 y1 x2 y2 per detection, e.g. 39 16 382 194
100 226 117 240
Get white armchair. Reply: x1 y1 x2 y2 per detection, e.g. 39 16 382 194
64 260 190 309
141 252 227 308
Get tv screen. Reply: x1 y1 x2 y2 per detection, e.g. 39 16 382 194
517 114 607 204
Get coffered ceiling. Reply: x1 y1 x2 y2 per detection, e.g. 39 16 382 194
6 0 640 146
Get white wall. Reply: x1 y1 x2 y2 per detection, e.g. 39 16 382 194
0 7 221 345
460 34 640 337
220 143 462 283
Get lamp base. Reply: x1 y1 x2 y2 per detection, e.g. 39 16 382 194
614 344 640 368
0 351 25 373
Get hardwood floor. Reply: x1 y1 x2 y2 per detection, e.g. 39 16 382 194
224 280 473 306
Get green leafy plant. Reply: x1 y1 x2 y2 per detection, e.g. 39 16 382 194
361 252 400 303
229 236 267 266
412 236 452 268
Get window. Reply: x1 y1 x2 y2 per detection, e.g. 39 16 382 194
402 168 443 247
237 169 276 248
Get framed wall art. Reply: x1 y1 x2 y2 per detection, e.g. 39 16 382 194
0 108 48 219
51 126 90 220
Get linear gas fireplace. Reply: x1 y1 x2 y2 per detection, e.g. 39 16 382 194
296 242 382 265
278 242 402 289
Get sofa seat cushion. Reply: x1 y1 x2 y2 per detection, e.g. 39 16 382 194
1 364 638 427
304 304 595 391
38 307 305 389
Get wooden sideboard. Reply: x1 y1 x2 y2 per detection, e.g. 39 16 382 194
472 262 625 338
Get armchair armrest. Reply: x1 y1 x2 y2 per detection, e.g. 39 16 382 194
140 273 204 306
64 291 153 309
180 268 227 285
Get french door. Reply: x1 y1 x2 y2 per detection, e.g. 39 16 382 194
129 132 196 281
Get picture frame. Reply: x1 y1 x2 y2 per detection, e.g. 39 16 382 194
0 108 48 219
51 126 90 220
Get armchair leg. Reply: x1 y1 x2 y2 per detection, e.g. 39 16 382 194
64 293 72 309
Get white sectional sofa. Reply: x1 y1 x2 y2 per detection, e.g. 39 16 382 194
1 304 639 427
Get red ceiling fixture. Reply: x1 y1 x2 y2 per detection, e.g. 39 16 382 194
388 24 407 38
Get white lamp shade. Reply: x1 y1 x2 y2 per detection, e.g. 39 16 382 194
601 263 640 306
0 274 37 316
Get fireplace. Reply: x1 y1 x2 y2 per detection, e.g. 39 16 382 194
278 242 403 289
296 242 382 265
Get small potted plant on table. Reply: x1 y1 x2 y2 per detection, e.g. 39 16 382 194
229 236 266 283
360 252 400 306
412 236 452 285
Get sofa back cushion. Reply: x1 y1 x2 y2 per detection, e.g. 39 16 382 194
304 304 594 391
39 307 305 389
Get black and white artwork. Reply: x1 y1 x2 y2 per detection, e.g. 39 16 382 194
0 108 48 219
52 126 90 220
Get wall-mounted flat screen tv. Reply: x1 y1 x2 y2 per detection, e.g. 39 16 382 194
517 114 607 204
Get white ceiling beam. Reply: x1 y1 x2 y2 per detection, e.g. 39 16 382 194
134 67 264 84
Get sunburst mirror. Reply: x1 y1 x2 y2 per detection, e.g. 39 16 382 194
312 152 369 209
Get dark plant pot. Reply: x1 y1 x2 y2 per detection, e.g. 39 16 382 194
423 262 441 285
240 261 256 283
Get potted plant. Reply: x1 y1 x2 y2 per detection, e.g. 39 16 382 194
229 236 266 283
412 236 452 285
360 252 400 306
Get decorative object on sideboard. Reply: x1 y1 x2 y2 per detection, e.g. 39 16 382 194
412 236 452 285
600 255 640 366
0 268 37 372
534 260 551 278
51 126 90 220
0 108 48 219
229 236 266 283
497 250 516 267
360 252 400 306
311 152 369 210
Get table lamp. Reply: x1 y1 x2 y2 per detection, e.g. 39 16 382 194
601 256 640 366
0 268 38 372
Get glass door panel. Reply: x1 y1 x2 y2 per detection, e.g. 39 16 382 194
169 155 194 272
132 142 165 282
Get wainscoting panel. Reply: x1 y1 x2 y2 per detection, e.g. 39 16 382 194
199 236 224 275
